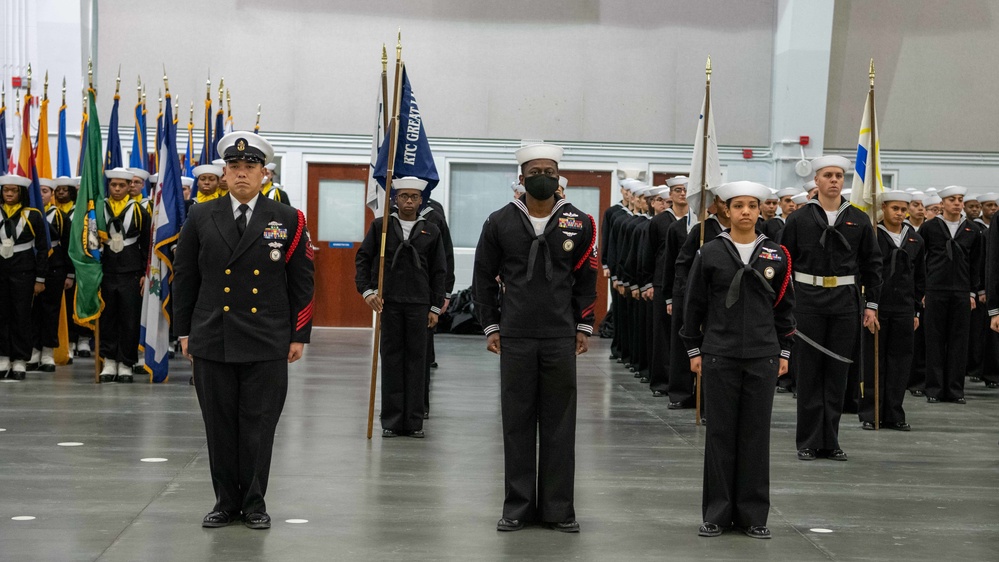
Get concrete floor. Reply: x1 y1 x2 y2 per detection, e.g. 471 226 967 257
0 329 997 562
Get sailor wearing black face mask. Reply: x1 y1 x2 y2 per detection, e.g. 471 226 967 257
473 143 597 534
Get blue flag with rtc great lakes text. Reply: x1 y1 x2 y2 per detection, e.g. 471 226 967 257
372 65 439 194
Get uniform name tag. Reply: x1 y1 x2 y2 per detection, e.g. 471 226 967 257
558 217 583 230
263 227 288 240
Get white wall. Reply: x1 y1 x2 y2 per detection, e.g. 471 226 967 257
826 0 999 152
95 0 775 146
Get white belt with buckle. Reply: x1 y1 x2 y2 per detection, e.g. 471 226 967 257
794 272 856 288
0 241 34 259
106 235 139 253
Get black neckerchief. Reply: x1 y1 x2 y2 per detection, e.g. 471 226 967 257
512 197 568 282
389 213 426 271
807 197 852 251
878 223 911 280
717 231 775 308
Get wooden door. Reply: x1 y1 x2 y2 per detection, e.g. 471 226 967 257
651 172 686 187
560 170 612 328
306 163 376 327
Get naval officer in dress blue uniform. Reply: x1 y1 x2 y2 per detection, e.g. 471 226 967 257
174 131 315 530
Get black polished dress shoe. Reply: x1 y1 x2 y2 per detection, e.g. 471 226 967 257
775 386 790 394
202 510 237 528
909 389 924 397
986 382 999 389
797 448 817 461
743 525 771 539
189 376 195 386
496 517 524 532
25 362 40 372
885 421 911 431
926 396 940 403
77 349 91 358
608 354 619 360
408 430 425 438
632 370 641 378
652 390 666 397
667 401 690 410
551 520 579 533
39 364 56 373
969 376 982 383
243 512 271 529
955 398 967 404
861 421 876 430
382 429 398 438
11 370 26 381
430 362 438 369
828 449 848 461
698 522 723 537
423 412 429 419
639 377 650 384
117 374 134 383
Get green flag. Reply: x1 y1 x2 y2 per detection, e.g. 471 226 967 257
69 88 107 327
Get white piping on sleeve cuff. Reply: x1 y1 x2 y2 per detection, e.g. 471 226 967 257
483 324 500 336
576 324 593 335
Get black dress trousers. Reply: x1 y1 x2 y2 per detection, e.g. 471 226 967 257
618 295 632 365
99 272 143 366
967 303 986 380
424 326 434 413
609 292 621 358
32 270 66 348
193 357 288 515
380 302 427 433
499 336 576 524
860 313 913 424
923 292 970 401
668 302 695 406
649 288 670 393
0 269 35 361
701 354 777 528
795 311 858 451
908 322 926 392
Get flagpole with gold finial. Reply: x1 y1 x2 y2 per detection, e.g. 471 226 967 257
43 70 48 101
254 104 261 134
26 63 32 99
367 28 405 439
86 57 103 384
868 58 881 431
381 43 389 134
694 55 711 427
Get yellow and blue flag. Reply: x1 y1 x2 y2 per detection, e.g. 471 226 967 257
849 89 884 213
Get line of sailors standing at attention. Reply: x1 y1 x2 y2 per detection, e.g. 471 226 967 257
600 158 998 460
0 160 292 382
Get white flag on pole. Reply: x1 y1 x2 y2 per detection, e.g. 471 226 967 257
365 79 386 218
686 91 722 218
